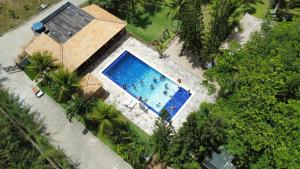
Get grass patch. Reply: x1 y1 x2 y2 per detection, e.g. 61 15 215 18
125 1 178 45
23 66 37 80
125 1 214 45
251 0 270 18
0 0 59 35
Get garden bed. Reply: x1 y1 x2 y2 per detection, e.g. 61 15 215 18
23 64 152 168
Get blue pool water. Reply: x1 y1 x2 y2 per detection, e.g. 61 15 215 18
103 51 191 118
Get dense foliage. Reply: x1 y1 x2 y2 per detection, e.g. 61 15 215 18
167 102 227 169
0 87 74 169
205 20 300 168
206 0 232 58
151 109 175 161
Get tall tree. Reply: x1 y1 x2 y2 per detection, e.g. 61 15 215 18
151 109 175 161
206 0 232 60
205 20 300 168
167 105 227 168
178 0 206 65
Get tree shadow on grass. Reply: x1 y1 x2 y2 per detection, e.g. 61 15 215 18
142 1 163 16
127 9 152 29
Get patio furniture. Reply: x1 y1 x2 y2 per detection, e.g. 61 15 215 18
139 102 149 113
125 99 137 109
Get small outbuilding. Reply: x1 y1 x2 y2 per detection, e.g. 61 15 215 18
80 73 104 98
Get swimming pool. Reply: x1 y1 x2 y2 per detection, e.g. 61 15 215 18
103 51 191 118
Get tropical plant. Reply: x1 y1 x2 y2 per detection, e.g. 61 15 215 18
168 0 188 20
85 101 126 136
27 51 57 81
177 0 206 65
167 105 227 168
206 0 256 60
205 20 300 168
286 0 300 8
65 94 95 121
118 141 147 168
50 68 81 103
151 109 174 161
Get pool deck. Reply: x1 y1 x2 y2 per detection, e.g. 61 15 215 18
90 35 216 134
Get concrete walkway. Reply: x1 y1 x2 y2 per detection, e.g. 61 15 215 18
0 1 132 169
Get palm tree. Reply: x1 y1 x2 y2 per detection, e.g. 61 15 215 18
85 101 125 136
168 0 187 20
65 94 95 121
50 68 81 103
27 51 57 81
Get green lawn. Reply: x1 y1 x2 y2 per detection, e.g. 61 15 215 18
125 1 178 46
125 1 215 47
0 0 59 35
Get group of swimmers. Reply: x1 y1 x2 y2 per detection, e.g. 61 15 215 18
122 75 168 94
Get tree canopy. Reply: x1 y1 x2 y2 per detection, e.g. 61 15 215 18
205 20 300 168
177 0 206 65
167 102 227 169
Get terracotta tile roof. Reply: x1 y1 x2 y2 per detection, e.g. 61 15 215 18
80 73 103 97
82 4 126 24
25 4 127 71
25 33 63 64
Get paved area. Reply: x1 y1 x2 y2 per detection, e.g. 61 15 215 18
0 1 132 169
221 13 262 49
89 35 216 134
164 37 204 79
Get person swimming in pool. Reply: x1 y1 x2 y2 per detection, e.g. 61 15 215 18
163 91 167 95
157 102 161 107
165 83 168 89
140 80 144 86
170 105 176 110
153 77 158 83
123 84 127 89
160 75 165 80
150 84 154 90
132 83 137 90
